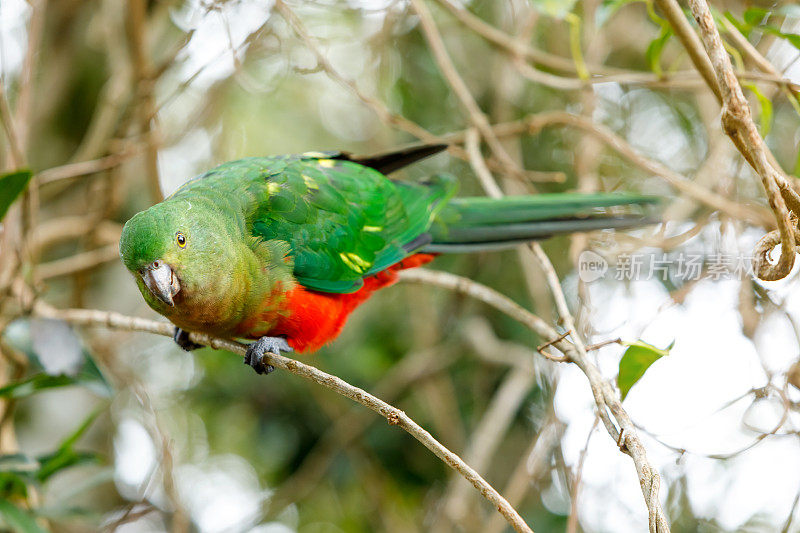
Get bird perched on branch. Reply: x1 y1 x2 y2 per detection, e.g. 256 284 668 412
119 145 656 374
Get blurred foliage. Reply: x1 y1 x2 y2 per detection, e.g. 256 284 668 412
0 171 32 221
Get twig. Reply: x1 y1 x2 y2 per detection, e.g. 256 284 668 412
654 0 722 102
125 0 162 203
0 84 23 168
536 330 571 363
585 338 622 352
274 2 546 183
530 242 585 352
414 1 800 95
273 0 439 144
30 218 120 256
439 365 535 526
483 416 564 533
37 146 142 185
37 244 121 280
445 111 773 227
14 0 45 160
400 269 564 342
720 17 800 99
465 128 504 198
409 0 525 179
685 0 799 281
399 268 671 532
781 487 800 533
32 303 534 533
566 415 599 533
266 346 457 515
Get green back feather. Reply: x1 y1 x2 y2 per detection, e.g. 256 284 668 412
145 152 657 296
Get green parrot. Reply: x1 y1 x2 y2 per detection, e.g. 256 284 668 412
119 145 656 373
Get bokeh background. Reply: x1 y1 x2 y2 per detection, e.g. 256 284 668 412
1 0 800 531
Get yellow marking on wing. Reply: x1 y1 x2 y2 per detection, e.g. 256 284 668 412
363 225 383 232
318 159 336 168
266 182 281 195
339 252 372 273
302 174 319 190
303 151 328 158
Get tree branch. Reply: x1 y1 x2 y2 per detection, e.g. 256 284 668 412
683 0 799 281
400 268 671 532
654 0 722 102
31 302 534 533
445 111 772 227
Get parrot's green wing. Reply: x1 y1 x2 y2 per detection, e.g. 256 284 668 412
248 154 456 294
168 147 656 295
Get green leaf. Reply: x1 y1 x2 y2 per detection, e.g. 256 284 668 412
646 26 673 76
56 409 101 452
0 499 47 533
617 340 673 400
0 473 30 500
0 413 103 491
744 5 800 22
0 170 32 222
778 32 800 50
36 451 100 484
36 409 103 482
743 7 769 26
1 319 113 398
0 375 79 399
0 370 111 400
745 83 773 136
0 369 109 400
794 137 800 176
738 7 800 50
759 25 800 50
723 11 751 37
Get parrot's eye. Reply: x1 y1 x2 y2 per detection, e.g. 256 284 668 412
176 232 187 248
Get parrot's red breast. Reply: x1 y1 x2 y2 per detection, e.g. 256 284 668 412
235 253 435 353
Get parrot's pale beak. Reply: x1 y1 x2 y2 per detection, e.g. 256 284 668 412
141 260 180 307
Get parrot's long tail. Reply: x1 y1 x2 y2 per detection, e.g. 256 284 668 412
425 193 658 253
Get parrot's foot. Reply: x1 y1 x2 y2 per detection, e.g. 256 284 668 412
244 336 292 375
173 327 203 351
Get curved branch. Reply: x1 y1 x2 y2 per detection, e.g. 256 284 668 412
399 268 671 533
444 111 772 227
688 1 796 281
659 0 799 281
31 302 534 533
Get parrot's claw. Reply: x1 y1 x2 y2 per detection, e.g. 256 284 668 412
173 327 203 351
244 336 292 375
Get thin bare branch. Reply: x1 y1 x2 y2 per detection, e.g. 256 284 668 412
399 267 671 532
654 0 722 102
0 84 24 169
125 0 162 203
410 0 525 179
685 0 798 281
567 415 600 533
445 111 773 227
33 303 534 533
37 146 142 185
37 244 120 280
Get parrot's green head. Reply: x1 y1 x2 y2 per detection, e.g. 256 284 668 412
119 198 239 312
